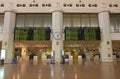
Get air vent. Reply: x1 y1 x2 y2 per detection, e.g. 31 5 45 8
17 4 26 7
109 4 118 7
48 4 51 7
88 4 97 7
63 3 72 7
42 3 51 7
42 4 45 7
29 4 39 7
76 4 85 7
1 4 4 7
23 4 26 7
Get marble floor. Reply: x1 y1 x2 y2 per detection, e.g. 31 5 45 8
0 61 120 79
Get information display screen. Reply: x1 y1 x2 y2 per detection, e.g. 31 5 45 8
65 27 101 40
14 27 51 41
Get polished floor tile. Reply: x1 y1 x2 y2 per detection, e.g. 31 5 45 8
0 61 120 79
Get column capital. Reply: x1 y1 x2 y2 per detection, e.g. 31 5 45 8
51 2 63 13
4 9 17 13
52 10 63 13
98 9 110 13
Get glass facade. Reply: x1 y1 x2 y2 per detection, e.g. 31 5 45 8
110 14 120 33
63 14 100 41
15 14 52 41
16 14 52 28
63 14 98 27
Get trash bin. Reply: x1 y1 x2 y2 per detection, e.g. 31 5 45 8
50 56 54 64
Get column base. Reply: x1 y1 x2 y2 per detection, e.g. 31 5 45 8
4 59 12 64
50 59 65 64
101 59 113 62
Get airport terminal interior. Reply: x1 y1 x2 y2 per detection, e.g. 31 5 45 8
0 0 120 79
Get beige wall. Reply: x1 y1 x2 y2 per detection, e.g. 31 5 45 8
111 33 120 40
0 32 3 40
0 0 120 13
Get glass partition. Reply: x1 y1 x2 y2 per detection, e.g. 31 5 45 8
63 14 98 27
16 14 52 28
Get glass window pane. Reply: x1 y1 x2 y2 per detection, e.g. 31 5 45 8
0 14 4 32
110 15 119 32
73 14 80 27
118 16 120 32
64 14 98 28
44 15 52 27
63 14 71 27
90 18 98 27
90 14 98 27
16 15 24 27
110 17 115 31
16 14 52 28
34 15 42 27
24 15 34 27
81 14 89 27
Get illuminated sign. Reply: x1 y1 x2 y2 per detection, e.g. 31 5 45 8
0 49 6 59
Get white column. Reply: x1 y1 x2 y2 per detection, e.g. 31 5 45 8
52 11 63 63
99 11 113 62
2 11 16 63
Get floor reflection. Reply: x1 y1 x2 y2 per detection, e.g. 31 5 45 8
0 61 120 79
101 63 115 79
0 67 4 79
